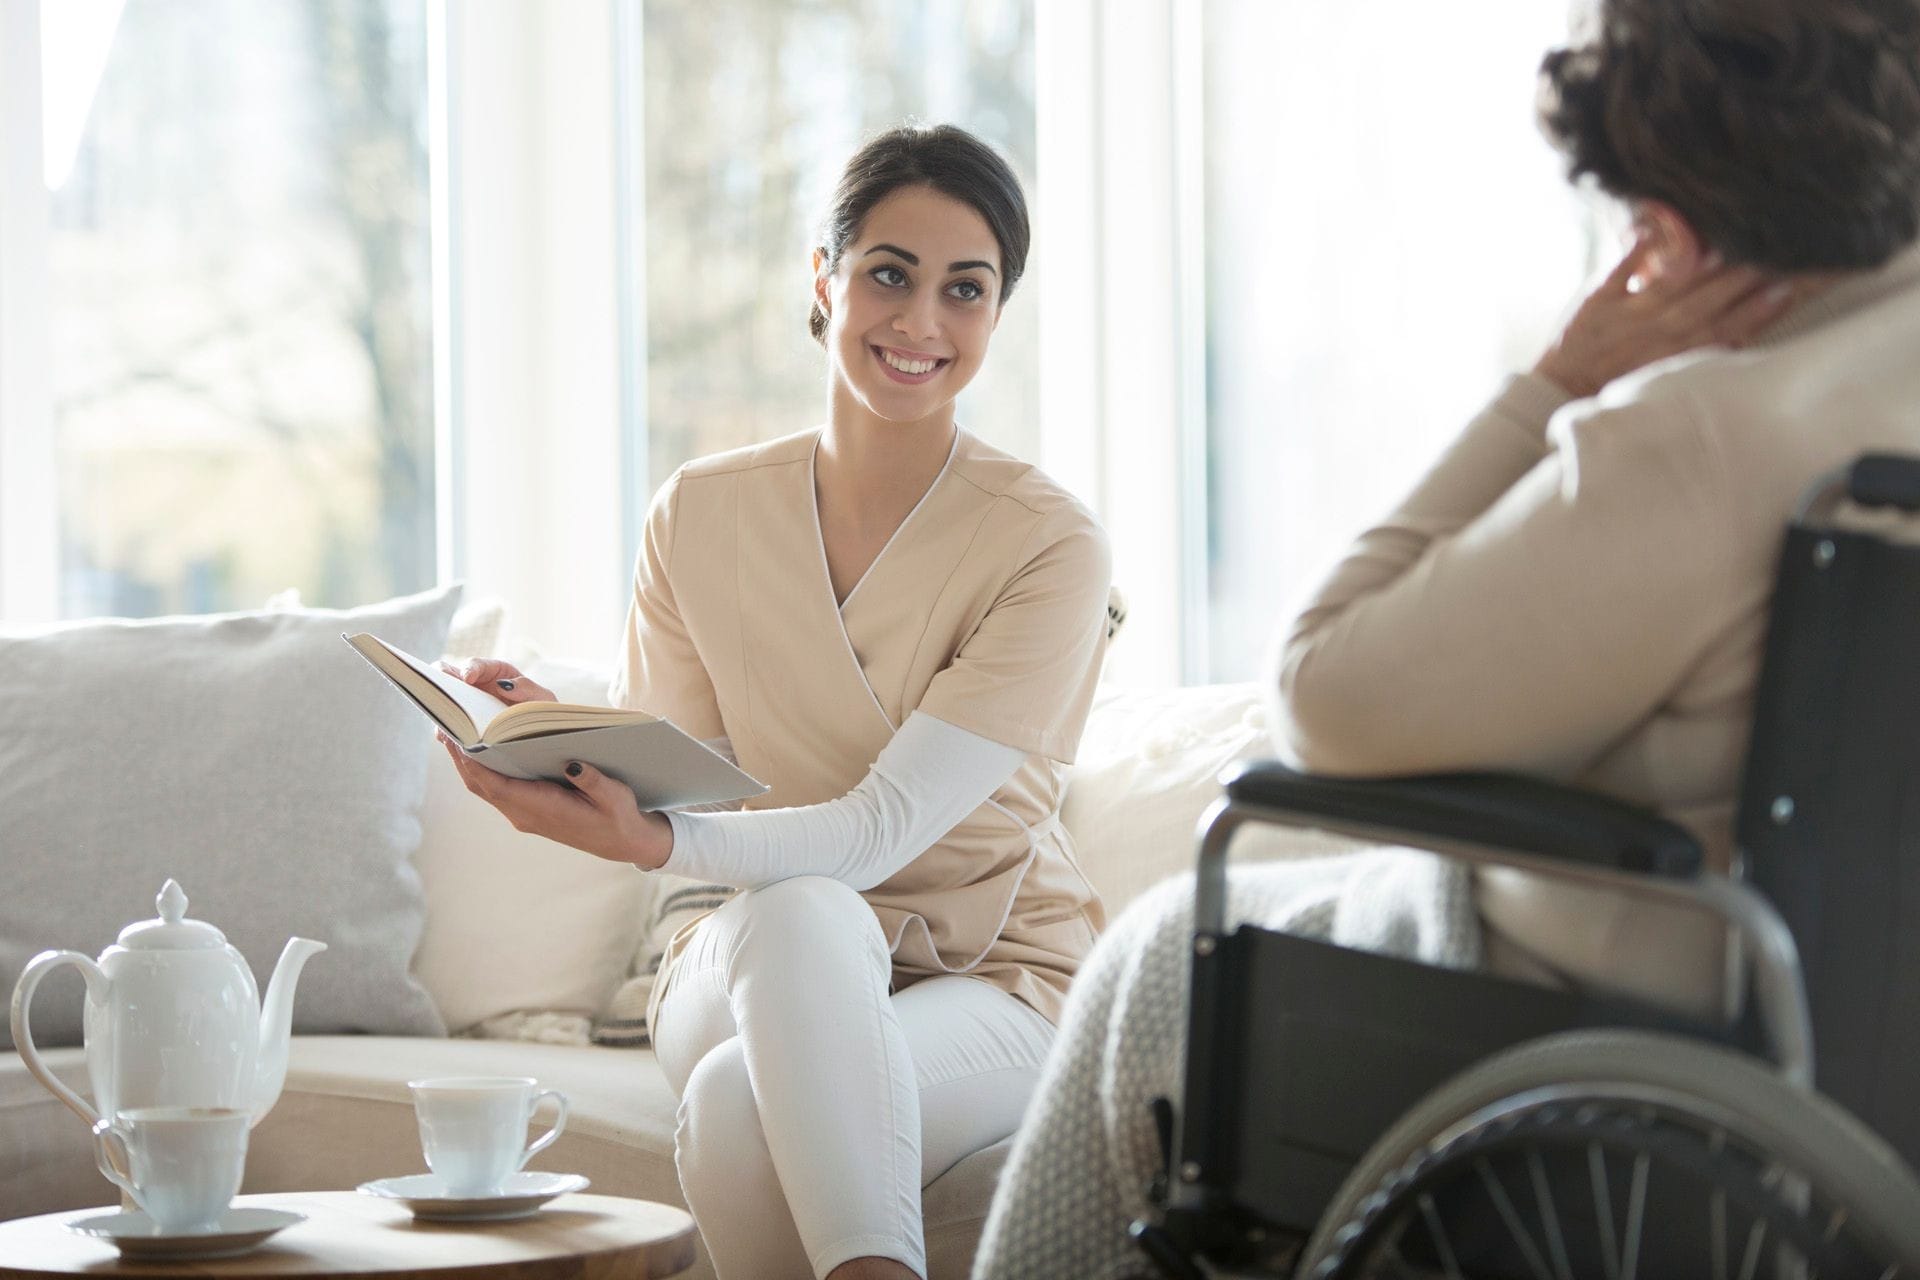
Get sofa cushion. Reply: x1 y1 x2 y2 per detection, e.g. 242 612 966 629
0 585 460 1049
1063 682 1364 910
410 656 652 1033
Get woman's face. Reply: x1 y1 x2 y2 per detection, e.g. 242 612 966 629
815 185 1004 425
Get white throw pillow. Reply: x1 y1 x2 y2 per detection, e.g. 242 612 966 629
440 597 508 661
409 656 653 1033
1063 683 1364 918
1 586 462 1048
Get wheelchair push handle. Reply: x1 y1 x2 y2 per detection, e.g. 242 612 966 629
1848 453 1920 512
1796 452 1920 523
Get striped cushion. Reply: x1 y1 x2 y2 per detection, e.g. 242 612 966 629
591 878 736 1048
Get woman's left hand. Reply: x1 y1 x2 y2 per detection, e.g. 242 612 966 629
1533 236 1810 399
438 734 675 870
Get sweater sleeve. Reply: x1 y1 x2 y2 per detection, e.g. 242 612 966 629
1270 373 1738 780
658 711 1025 890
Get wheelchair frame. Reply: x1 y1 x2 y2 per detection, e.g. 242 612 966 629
1138 457 1920 1275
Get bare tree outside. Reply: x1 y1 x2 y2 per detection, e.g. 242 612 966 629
48 0 433 618
46 0 1031 619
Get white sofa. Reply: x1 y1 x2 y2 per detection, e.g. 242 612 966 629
1 663 1351 1278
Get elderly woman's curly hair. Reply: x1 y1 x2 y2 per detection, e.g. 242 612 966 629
1538 0 1920 270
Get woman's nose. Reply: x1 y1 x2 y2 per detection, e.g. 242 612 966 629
894 294 940 342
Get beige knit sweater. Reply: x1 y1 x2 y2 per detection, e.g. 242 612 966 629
1270 243 1920 1013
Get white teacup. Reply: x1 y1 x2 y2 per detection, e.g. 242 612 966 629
408 1076 569 1196
92 1106 249 1234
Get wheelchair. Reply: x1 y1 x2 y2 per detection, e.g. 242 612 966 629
1132 455 1920 1279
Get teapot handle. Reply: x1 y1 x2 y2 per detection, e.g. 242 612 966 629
9 950 107 1127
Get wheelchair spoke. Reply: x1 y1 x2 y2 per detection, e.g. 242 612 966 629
1416 1192 1466 1280
1618 1151 1650 1280
1736 1217 1767 1280
1474 1157 1555 1280
1711 1128 1729 1280
1712 1186 1729 1280
1527 1148 1575 1280
1589 1141 1621 1280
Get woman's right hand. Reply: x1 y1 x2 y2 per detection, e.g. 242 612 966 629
437 658 558 705
1532 236 1809 400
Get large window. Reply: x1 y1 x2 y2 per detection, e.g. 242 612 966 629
627 0 1037 495
45 0 434 618
1198 0 1596 679
10 0 1610 680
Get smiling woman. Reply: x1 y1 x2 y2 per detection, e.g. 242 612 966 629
445 124 1111 1280
628 0 1038 496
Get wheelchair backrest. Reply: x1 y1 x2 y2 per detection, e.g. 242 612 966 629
1738 453 1920 1167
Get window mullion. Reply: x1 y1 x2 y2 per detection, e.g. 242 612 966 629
0 0 58 625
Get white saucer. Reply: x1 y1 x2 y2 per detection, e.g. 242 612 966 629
357 1171 590 1221
66 1206 306 1260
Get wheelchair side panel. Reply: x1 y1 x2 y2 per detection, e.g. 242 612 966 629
1181 926 1737 1236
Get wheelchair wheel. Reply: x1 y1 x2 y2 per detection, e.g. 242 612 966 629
1297 1029 1920 1279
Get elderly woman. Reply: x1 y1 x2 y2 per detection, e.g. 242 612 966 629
972 0 1920 1274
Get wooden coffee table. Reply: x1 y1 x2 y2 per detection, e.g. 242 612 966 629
0 1191 698 1280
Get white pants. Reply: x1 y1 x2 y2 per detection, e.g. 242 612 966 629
653 875 1057 1280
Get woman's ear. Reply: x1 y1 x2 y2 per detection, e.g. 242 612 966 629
1632 200 1712 284
812 248 832 319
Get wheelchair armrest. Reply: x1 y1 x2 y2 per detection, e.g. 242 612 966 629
1220 760 1705 879
1192 761 1817 1090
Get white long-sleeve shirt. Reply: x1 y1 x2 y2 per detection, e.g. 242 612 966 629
661 711 1025 891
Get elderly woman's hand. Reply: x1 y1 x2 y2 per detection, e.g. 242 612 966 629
1533 236 1814 400
437 734 676 870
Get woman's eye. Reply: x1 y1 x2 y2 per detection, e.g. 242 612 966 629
948 279 985 302
871 265 908 287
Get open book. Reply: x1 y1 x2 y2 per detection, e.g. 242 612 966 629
344 632 766 810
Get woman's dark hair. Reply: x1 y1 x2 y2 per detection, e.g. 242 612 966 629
1537 0 1920 270
808 124 1031 345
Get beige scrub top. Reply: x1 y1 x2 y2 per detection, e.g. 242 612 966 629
612 426 1114 1027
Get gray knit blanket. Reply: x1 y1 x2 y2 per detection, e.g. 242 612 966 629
971 849 1478 1279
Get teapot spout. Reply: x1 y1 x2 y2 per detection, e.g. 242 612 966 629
251 937 325 1125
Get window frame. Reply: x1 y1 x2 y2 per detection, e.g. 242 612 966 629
1035 0 1206 686
0 0 58 626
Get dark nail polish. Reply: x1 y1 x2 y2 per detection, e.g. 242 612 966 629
565 761 583 778
497 679 515 691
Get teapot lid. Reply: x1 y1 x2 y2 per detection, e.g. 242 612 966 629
116 880 227 951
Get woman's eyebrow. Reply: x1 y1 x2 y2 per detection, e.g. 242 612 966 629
859 245 998 277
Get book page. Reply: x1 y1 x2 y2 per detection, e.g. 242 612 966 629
488 701 659 743
347 632 509 743
384 642 510 737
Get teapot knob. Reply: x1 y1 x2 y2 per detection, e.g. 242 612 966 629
157 880 188 924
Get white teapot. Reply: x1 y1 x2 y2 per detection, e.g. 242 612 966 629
9 879 326 1130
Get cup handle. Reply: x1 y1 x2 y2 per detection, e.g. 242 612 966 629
518 1089 569 1169
91 1120 137 1199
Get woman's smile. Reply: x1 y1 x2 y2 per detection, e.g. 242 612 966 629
872 344 952 384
